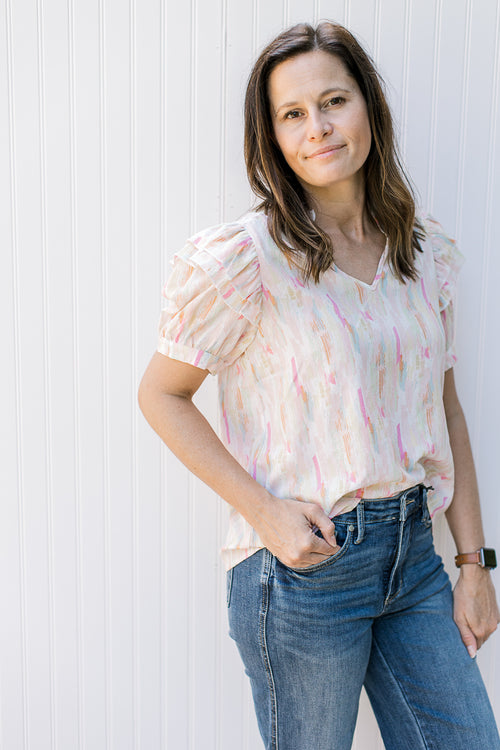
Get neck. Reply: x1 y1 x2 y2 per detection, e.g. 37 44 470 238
304 175 370 239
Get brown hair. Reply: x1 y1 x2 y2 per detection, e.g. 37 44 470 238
244 21 424 283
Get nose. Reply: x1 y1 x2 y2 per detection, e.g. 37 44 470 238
307 110 333 140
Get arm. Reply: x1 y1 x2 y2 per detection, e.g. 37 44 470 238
443 368 499 656
138 352 339 567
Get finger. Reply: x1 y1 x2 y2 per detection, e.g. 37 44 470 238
456 620 478 659
306 506 338 549
310 535 340 558
474 619 498 650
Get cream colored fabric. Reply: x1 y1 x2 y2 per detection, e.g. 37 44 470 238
158 213 464 570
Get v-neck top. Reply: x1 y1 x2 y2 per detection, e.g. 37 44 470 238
157 211 464 570
332 241 388 288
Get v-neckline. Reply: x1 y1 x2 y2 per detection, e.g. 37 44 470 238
332 240 388 289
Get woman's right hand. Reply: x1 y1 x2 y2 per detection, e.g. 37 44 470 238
253 495 340 569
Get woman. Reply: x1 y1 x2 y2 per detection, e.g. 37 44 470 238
139 22 500 750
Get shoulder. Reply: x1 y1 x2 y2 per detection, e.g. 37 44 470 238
175 210 270 276
418 213 465 307
179 213 258 266
419 214 462 262
170 212 264 324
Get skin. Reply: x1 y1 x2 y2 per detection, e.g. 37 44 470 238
443 370 499 656
139 50 498 655
269 49 386 284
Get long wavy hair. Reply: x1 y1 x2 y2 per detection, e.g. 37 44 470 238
244 21 424 283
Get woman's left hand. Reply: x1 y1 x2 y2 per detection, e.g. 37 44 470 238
453 567 500 658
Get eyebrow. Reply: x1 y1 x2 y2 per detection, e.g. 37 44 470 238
274 87 352 115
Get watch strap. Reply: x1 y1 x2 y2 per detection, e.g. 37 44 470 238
455 551 481 567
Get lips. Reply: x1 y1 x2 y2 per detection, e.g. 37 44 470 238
307 144 345 158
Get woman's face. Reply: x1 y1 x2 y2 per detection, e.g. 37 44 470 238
268 50 372 197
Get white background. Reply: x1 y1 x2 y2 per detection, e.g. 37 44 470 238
1 0 499 748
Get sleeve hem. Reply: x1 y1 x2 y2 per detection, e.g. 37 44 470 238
157 338 225 375
444 353 457 371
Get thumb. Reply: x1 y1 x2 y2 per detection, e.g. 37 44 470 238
456 619 478 659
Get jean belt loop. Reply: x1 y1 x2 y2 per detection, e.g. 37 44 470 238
354 501 365 544
399 489 409 523
422 484 434 520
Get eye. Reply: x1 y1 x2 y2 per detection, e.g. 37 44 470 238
326 96 345 107
284 109 303 120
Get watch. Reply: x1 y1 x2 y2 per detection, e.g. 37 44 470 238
455 547 497 569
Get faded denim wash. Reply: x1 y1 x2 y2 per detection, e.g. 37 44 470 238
227 485 500 750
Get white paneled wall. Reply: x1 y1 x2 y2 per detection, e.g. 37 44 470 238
1 1 499 748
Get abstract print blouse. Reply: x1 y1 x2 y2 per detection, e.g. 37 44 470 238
157 212 464 570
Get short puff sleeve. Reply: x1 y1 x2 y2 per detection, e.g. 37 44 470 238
424 215 465 370
157 223 262 374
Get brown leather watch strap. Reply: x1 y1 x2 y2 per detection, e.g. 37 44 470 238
455 551 481 567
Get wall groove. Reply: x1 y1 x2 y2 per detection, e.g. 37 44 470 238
373 0 381 60
252 0 258 59
215 0 228 746
283 0 289 27
400 0 412 157
456 0 473 241
129 0 140 746
188 1 199 746
426 0 442 209
313 0 320 24
98 0 112 747
35 0 57 746
66 0 84 745
159 0 167 748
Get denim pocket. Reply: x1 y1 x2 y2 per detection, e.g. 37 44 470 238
283 523 354 573
226 567 234 607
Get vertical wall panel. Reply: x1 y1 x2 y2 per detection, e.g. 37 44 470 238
0 0 28 746
347 1 380 53
319 0 347 25
287 0 316 25
134 0 163 745
41 0 79 747
72 0 107 746
189 4 225 740
223 0 254 218
102 0 135 744
8 0 52 747
404 0 440 206
431 0 468 228
163 3 198 746
1 2 499 749
376 0 408 126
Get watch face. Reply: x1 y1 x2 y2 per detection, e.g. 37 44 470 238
480 548 497 569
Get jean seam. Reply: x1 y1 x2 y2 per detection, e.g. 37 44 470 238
383 491 412 606
226 567 234 608
259 549 279 750
370 635 430 750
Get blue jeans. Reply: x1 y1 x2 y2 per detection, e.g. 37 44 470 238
227 485 500 749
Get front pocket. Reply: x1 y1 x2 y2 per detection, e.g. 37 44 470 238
284 523 354 573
